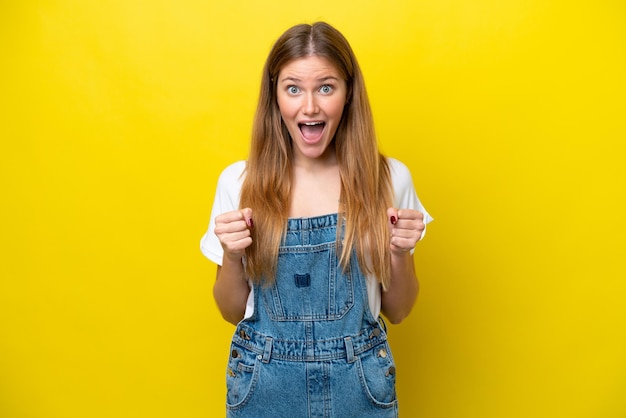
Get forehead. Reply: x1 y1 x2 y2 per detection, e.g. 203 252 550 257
278 55 342 80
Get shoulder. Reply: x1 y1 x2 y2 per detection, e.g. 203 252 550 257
217 160 247 188
386 157 419 208
386 157 413 187
219 160 246 180
213 161 246 207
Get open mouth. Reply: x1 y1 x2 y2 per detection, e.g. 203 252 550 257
298 121 326 141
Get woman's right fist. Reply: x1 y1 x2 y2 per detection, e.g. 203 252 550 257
214 208 253 260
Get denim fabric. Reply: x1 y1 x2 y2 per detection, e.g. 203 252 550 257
225 214 398 417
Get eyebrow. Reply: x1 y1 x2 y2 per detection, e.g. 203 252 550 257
279 76 340 83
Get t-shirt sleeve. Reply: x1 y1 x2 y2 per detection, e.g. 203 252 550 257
200 161 246 265
388 157 433 239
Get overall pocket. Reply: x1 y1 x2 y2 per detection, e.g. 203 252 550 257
356 342 398 407
261 242 354 321
225 343 261 409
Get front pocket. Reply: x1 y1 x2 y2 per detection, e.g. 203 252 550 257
261 242 354 321
225 344 261 409
356 343 398 406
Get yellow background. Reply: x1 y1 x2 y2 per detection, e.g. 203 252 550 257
1 1 625 417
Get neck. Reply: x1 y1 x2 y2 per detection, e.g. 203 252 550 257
293 144 338 172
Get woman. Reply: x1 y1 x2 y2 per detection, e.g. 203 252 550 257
201 21 432 417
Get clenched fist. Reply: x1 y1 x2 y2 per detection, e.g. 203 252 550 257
387 208 425 254
214 208 254 262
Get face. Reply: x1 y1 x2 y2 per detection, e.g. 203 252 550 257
276 55 347 164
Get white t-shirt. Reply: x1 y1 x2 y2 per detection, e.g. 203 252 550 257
200 158 433 319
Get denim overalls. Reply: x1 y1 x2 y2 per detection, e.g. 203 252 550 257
225 214 398 417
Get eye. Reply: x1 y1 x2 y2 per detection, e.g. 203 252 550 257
319 85 333 94
287 85 300 95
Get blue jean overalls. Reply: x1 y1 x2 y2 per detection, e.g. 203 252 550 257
225 214 398 417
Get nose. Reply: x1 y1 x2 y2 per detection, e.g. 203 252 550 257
302 93 319 115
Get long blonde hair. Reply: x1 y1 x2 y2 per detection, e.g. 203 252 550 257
240 22 394 289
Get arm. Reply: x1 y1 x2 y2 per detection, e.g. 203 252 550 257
214 265 249 326
380 208 425 324
212 208 254 325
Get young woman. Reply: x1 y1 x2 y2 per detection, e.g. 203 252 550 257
200 21 432 417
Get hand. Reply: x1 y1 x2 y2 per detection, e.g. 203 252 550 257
387 208 425 254
214 208 253 262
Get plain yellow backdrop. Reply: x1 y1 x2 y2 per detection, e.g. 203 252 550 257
1 1 625 417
